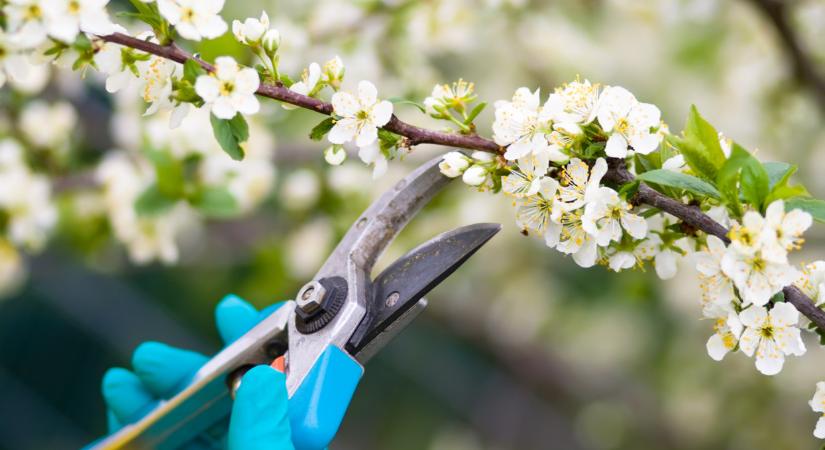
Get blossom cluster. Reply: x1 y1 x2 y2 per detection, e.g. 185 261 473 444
695 200 812 375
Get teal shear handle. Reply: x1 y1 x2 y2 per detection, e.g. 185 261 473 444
289 346 363 450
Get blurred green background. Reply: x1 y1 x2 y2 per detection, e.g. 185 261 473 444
1 0 825 449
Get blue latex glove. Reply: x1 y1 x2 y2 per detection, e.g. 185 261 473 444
95 295 295 450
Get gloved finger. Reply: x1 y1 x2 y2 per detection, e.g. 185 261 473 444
102 367 158 426
131 341 209 399
227 365 294 450
215 294 261 345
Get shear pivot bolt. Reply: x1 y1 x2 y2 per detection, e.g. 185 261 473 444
296 281 326 313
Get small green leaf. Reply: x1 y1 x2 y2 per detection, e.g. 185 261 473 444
763 162 794 189
183 59 204 83
309 118 336 141
637 169 721 200
618 180 640 199
785 197 825 223
764 162 809 204
279 73 294 87
210 114 248 160
388 97 426 114
135 185 177 216
684 105 726 169
666 134 718 181
716 143 770 215
192 187 238 218
464 102 487 124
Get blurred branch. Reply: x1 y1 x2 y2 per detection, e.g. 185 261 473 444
98 32 825 332
745 0 825 112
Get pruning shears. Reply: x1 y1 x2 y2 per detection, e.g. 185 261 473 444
92 157 501 450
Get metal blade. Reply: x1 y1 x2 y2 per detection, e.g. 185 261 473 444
313 156 452 280
346 223 501 359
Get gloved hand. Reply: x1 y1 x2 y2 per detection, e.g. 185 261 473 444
94 295 296 450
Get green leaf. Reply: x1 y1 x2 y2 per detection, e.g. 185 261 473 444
637 169 721 200
618 180 640 199
309 118 336 141
764 162 809 204
716 143 770 215
763 162 794 189
666 134 718 181
210 114 248 160
192 187 238 218
388 97 426 114
135 185 177 216
465 102 487 124
684 105 726 169
183 59 204 83
785 197 825 224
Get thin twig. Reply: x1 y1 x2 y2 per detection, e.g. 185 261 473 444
98 32 825 331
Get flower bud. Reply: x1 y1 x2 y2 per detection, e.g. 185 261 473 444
232 12 270 45
324 145 346 166
322 56 344 90
462 165 487 186
438 152 470 178
262 29 281 54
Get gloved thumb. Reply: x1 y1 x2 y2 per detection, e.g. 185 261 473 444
228 365 294 450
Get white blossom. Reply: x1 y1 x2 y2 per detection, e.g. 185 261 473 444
796 261 825 307
493 87 552 161
195 56 260 120
762 200 812 261
0 30 32 87
706 309 743 361
809 382 825 439
722 210 800 306
439 152 470 178
695 235 738 315
513 177 559 237
581 186 647 246
596 86 662 158
329 80 393 148
356 142 388 179
646 215 693 280
321 56 344 90
738 303 805 375
157 0 227 41
289 62 321 97
4 0 50 47
135 48 190 126
543 79 600 127
555 157 607 212
503 155 550 198
548 208 599 268
92 27 140 93
606 239 656 272
39 0 114 43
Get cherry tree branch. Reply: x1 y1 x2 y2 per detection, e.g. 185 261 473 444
98 32 825 331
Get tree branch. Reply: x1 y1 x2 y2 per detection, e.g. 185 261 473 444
745 0 825 112
98 32 825 331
